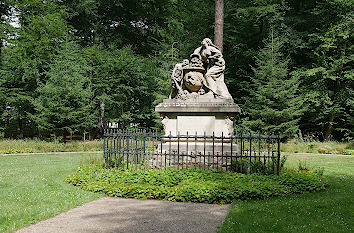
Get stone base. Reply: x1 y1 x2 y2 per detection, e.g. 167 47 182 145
148 150 239 170
154 98 241 169
147 142 240 170
158 142 239 155
155 99 241 137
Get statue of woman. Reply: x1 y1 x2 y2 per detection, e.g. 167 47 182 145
192 38 232 99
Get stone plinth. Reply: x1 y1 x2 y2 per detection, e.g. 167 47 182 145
155 98 240 137
155 98 241 169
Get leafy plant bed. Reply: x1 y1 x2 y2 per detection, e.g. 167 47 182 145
66 165 329 204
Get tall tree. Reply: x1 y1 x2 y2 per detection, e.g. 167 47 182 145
31 41 94 141
0 0 11 135
84 45 158 132
0 0 10 57
214 0 224 52
0 0 69 137
243 30 303 138
294 0 354 140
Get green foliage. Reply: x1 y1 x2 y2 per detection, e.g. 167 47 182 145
0 0 353 140
0 1 70 137
293 0 354 141
31 40 95 137
243 30 303 138
232 156 287 175
84 45 159 129
66 165 328 204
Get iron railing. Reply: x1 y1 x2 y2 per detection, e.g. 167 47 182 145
103 129 282 175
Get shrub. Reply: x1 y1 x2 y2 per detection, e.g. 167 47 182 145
66 165 329 204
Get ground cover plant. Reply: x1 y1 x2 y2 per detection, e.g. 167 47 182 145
66 164 328 204
0 153 103 233
0 139 102 154
219 153 354 233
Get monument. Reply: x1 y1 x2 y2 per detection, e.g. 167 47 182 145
154 38 240 164
156 38 240 136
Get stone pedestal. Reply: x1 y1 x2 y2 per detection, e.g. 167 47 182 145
155 97 241 169
155 97 240 137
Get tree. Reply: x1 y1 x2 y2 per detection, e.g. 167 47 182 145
84 45 158 133
0 1 70 137
214 0 224 52
31 41 95 141
243 30 303 138
294 0 353 140
0 0 10 57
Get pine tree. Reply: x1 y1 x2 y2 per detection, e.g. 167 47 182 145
243 30 303 138
31 40 95 141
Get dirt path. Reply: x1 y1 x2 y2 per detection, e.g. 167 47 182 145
15 197 229 233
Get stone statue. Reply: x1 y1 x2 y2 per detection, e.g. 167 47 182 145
156 37 241 157
169 38 232 100
169 59 189 99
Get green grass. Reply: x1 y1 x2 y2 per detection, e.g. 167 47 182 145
0 139 102 154
0 153 103 233
281 140 354 155
219 153 354 233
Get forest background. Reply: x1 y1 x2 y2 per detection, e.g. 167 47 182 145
0 0 353 142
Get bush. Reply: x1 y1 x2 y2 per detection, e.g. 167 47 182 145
66 165 329 204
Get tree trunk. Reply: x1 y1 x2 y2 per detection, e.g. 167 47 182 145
18 118 23 138
214 0 224 52
63 132 67 144
324 113 334 141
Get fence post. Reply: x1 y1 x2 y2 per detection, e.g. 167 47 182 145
277 132 281 175
103 129 106 167
126 131 130 169
249 131 252 174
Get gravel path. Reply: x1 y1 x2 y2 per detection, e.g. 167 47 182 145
15 197 229 233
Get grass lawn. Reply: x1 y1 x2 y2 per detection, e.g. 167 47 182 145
1 151 353 233
0 139 102 154
220 153 354 233
0 153 103 233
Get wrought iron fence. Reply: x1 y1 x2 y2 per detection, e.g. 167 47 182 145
103 129 282 175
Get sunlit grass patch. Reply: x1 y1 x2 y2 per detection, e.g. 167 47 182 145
0 139 102 154
219 154 354 233
281 140 353 155
0 153 103 233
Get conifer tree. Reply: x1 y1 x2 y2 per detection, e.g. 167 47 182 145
31 40 95 141
243 30 303 138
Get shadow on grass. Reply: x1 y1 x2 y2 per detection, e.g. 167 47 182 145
219 175 353 233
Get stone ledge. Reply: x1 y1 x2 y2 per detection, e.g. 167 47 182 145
155 99 241 113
